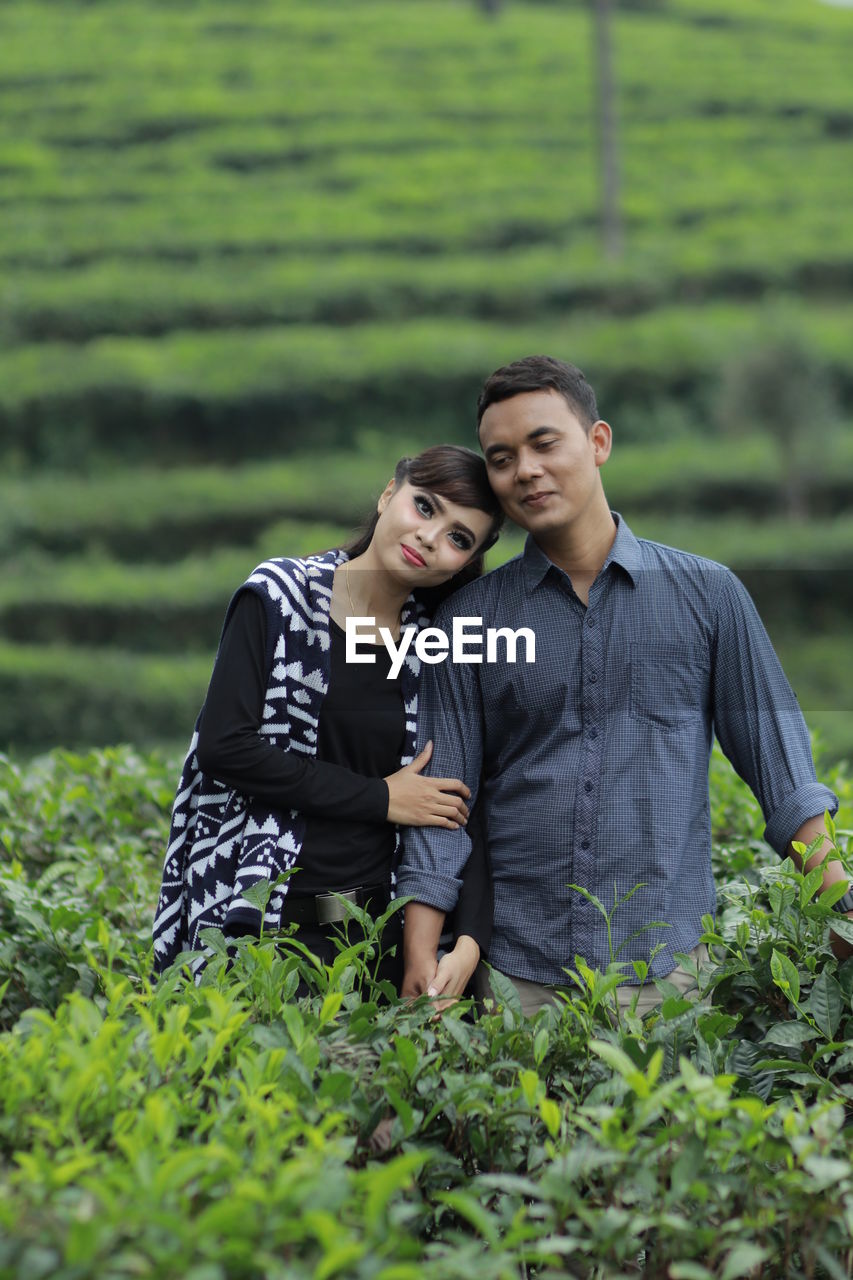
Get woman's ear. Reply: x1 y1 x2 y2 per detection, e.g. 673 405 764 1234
377 477 396 514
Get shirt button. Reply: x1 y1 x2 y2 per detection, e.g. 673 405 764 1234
589 728 598 740
589 674 597 684
586 615 595 626
584 780 593 793
581 839 590 850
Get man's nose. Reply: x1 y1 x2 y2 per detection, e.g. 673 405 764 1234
515 450 544 481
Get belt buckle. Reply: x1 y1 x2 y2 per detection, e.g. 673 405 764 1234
315 888 359 925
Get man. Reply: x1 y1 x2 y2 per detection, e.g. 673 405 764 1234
397 355 845 1017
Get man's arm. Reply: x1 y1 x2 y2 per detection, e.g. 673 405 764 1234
401 801 491 998
710 569 842 941
401 902 447 996
397 604 486 991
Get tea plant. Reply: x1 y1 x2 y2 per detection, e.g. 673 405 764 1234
1 746 852 1276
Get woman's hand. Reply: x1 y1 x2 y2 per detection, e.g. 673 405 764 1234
425 935 480 1012
385 741 470 827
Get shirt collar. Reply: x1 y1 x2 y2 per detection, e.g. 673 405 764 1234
521 512 642 591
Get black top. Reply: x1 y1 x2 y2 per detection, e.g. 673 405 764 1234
196 590 491 951
296 615 403 894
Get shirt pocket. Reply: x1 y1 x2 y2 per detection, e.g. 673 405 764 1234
629 641 708 731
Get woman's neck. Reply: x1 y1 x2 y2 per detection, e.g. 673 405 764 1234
331 550 409 637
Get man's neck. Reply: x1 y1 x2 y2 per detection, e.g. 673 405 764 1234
534 501 618 605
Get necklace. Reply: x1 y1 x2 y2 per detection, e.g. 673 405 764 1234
344 561 357 615
344 560 401 639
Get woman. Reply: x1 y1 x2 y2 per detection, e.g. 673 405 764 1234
152 445 503 996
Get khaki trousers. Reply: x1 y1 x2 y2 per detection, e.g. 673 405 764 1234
475 943 708 1019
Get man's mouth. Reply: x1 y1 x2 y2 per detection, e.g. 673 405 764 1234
522 491 554 508
401 544 427 567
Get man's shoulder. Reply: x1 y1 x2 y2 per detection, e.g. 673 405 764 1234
630 534 744 620
635 535 733 581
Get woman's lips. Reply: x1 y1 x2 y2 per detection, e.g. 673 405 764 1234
401 544 427 567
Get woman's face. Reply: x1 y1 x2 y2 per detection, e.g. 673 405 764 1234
370 479 494 587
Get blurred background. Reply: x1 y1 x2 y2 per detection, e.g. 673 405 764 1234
0 0 851 762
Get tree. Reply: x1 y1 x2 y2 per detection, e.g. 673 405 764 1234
716 322 839 521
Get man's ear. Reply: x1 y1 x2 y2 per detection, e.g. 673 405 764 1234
377 478 396 514
589 420 613 467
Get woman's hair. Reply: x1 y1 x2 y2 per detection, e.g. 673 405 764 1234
342 444 504 612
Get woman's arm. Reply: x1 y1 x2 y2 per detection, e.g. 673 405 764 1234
197 591 390 820
197 591 470 828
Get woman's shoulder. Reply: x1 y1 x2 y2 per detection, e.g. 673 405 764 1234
243 548 343 593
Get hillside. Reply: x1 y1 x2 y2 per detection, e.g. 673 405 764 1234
2 0 852 463
1 0 851 757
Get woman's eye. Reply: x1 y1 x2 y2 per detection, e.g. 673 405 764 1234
414 495 433 516
450 531 473 550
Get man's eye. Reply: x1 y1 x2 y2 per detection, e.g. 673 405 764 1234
489 456 509 469
536 440 556 451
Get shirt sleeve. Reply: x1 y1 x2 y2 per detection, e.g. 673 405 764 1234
396 602 486 912
448 799 493 955
710 568 838 855
196 589 390 822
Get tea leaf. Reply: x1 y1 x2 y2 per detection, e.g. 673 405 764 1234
770 950 800 1005
721 1243 771 1280
809 971 843 1040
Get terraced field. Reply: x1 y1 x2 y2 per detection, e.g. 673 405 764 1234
1 0 851 758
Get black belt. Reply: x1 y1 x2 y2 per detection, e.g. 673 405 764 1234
281 884 391 926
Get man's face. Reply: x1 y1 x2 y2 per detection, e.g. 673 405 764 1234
479 389 610 536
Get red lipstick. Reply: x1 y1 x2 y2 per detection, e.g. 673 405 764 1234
401 544 427 567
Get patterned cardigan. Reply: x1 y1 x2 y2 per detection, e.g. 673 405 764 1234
152 549 427 973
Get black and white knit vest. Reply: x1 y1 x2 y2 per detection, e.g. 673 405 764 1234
152 549 426 973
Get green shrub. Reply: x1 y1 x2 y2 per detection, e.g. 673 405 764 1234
1 746 853 1276
0 643 209 753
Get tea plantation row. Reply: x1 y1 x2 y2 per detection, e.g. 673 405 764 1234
2 0 853 464
5 299 853 469
3 433 852 758
7 436 853 560
1 745 852 1277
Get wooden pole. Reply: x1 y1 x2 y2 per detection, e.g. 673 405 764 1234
592 0 623 258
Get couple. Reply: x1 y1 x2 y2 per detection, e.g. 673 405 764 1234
153 355 844 1013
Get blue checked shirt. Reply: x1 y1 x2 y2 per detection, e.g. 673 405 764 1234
397 516 838 985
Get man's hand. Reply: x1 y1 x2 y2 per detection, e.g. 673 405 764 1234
385 741 470 828
788 813 852 960
400 952 437 999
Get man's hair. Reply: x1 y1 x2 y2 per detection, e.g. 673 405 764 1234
476 355 599 432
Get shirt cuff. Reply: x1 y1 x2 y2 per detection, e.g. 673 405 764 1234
362 777 390 823
453 917 490 958
764 783 839 857
394 869 462 914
